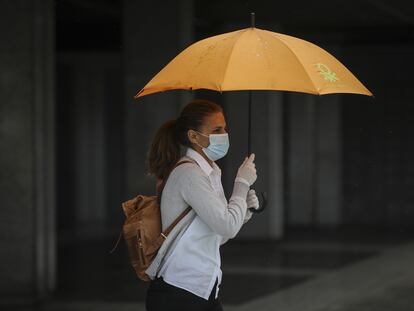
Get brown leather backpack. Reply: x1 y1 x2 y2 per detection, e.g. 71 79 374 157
109 159 194 281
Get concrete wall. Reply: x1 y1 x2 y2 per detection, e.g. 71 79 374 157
0 0 55 305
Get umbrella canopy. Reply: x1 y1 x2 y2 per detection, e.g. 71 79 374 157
135 26 372 98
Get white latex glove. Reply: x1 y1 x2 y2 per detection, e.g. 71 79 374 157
235 153 257 187
247 189 259 210
243 189 259 223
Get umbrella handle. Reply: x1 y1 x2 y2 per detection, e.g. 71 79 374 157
248 190 267 213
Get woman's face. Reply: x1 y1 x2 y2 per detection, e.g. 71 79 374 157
188 111 228 151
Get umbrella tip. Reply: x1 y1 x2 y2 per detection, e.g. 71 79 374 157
250 12 255 28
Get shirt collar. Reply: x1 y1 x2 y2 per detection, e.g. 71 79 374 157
185 147 221 177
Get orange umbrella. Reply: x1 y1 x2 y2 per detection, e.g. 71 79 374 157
134 14 373 213
135 26 372 98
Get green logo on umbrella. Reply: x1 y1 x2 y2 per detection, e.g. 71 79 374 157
315 63 339 82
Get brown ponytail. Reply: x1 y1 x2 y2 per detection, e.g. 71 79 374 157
146 99 223 182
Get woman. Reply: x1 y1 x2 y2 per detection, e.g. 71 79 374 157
145 99 259 311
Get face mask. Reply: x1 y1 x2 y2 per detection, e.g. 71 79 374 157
194 130 230 161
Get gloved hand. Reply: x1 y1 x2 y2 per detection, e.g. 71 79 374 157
235 153 257 187
243 189 259 223
246 189 259 210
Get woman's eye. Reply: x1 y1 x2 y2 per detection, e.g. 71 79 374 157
213 128 228 133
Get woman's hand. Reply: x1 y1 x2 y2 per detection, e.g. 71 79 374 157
246 189 259 210
244 189 259 223
235 153 257 186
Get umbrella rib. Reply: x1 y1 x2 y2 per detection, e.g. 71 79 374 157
262 31 319 93
220 32 242 88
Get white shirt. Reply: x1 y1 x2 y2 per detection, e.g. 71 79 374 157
156 147 251 300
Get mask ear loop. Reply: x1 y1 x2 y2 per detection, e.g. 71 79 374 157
194 141 205 150
193 130 210 149
194 130 209 138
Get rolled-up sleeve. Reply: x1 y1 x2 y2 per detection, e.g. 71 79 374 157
178 166 248 239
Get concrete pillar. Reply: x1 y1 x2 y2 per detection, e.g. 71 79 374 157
287 93 342 227
0 0 55 306
316 95 342 225
60 55 108 238
288 94 316 225
267 92 285 238
123 0 194 196
57 52 123 239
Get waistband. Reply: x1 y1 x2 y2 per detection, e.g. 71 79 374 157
152 276 219 300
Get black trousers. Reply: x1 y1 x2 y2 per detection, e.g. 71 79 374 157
145 276 224 311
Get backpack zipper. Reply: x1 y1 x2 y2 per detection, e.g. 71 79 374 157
137 228 146 266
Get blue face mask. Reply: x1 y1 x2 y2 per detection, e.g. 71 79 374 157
194 130 230 161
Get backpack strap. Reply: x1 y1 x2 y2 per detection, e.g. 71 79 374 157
146 206 193 256
149 205 192 250
162 206 192 237
154 158 198 242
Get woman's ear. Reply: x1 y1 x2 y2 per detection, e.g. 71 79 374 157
187 129 197 144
